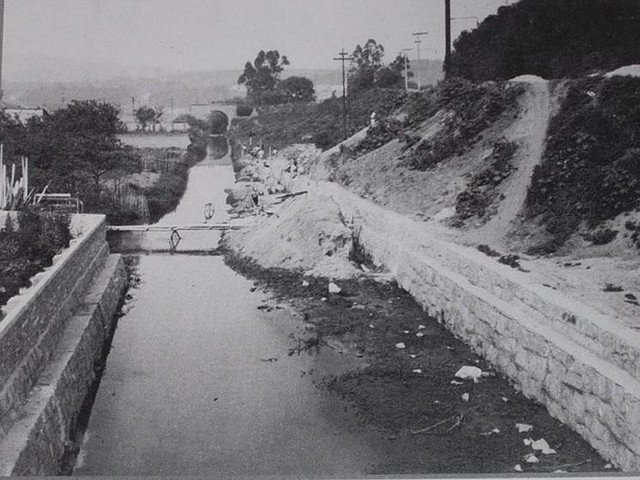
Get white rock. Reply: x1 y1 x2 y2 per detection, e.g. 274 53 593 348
320 297 327 302
396 342 406 349
418 324 426 330
516 423 533 433
409 354 417 359
403 330 410 334
328 282 341 294
451 380 463 385
302 280 310 287
514 464 523 472
455 365 483 382
412 369 423 374
531 438 556 454
525 453 540 464
416 332 425 338
461 393 470 402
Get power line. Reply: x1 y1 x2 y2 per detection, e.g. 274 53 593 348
412 31 428 90
333 49 354 140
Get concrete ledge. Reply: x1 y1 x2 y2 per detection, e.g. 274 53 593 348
0 254 126 476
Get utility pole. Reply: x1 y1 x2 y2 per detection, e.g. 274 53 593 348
445 0 452 74
333 49 354 139
131 96 136 115
400 48 412 91
0 0 5 106
412 31 428 90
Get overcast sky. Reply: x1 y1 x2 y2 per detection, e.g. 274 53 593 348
5 0 509 76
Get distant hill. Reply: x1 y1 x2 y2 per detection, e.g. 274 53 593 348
448 0 640 81
4 66 343 111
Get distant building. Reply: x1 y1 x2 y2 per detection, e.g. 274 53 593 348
3 107 47 123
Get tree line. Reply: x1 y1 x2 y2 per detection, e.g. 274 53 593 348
448 0 640 81
237 41 413 106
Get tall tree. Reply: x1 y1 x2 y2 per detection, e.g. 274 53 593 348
238 50 290 104
348 39 385 92
278 76 316 102
134 106 156 132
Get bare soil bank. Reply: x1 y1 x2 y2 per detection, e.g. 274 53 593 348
223 250 609 475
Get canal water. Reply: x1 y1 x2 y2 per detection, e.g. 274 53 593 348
73 136 386 476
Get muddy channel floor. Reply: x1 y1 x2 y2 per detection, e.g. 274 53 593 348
224 252 611 476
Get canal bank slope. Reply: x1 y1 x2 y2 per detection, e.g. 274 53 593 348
223 140 640 471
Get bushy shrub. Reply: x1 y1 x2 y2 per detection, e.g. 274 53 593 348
236 103 254 117
525 76 640 251
0 209 71 307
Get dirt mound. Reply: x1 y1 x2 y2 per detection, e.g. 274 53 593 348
605 65 640 78
224 192 361 279
509 74 547 84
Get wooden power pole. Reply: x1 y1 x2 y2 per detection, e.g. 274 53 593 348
444 0 452 74
0 0 5 105
333 49 354 140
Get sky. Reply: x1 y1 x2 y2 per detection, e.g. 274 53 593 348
4 0 510 78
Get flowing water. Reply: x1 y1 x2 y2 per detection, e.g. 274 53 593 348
73 136 385 476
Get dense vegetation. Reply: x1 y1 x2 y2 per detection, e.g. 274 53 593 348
0 210 71 308
403 78 522 170
231 88 411 151
525 76 640 252
448 0 640 81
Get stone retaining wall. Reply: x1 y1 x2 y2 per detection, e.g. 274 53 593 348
324 184 640 471
0 214 126 475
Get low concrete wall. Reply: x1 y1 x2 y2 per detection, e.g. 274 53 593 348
0 214 126 475
322 183 640 471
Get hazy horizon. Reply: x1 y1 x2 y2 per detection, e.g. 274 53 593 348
4 0 510 84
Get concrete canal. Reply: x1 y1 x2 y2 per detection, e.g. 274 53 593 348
72 136 387 476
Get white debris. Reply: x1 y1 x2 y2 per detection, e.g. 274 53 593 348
416 332 425 338
321 297 327 302
409 354 417 359
524 453 540 464
480 428 500 436
461 393 470 402
328 282 341 294
451 380 463 385
412 369 423 374
501 397 508 402
531 438 556 455
455 366 483 382
369 324 375 329
523 438 533 446
418 324 426 330
514 464 523 472
396 342 406 349
604 463 613 469
516 423 533 433
403 330 410 334
301 280 310 287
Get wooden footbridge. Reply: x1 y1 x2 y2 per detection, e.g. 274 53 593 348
107 223 245 232
106 223 248 254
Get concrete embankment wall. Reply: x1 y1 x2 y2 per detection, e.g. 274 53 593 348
233 148 640 469
0 214 126 476
320 183 640 471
